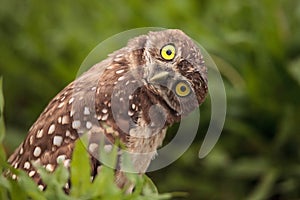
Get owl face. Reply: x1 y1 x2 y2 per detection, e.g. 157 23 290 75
140 29 207 116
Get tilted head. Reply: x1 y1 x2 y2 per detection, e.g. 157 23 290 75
127 29 208 117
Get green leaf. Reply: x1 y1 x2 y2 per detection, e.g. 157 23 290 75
142 175 159 195
0 187 9 200
3 168 46 200
0 175 10 190
90 165 122 199
34 163 70 199
16 170 47 200
70 138 92 198
90 141 122 199
10 180 28 200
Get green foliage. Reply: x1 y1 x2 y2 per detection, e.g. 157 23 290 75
0 152 171 200
1 0 300 199
0 137 171 199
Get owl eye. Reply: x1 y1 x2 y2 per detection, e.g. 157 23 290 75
174 81 191 97
160 44 176 61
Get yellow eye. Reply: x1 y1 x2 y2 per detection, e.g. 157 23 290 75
160 44 176 60
175 81 191 97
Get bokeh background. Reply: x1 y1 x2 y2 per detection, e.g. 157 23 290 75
1 0 300 199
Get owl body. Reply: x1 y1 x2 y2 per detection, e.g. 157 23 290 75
8 29 208 190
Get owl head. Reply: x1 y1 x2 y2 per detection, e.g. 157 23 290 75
126 29 208 118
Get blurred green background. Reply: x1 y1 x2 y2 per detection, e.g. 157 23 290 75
1 0 300 199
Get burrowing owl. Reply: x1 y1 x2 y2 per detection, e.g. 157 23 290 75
8 29 208 191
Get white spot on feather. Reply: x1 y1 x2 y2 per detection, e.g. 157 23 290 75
101 114 109 121
33 146 42 157
56 155 66 163
57 116 62 123
45 164 54 172
72 120 81 129
29 170 36 177
116 69 125 74
29 135 34 145
70 109 75 117
131 104 136 110
102 108 108 114
106 65 114 70
68 97 74 104
20 147 24 154
24 161 30 169
89 143 98 153
114 57 123 62
58 102 64 108
48 124 55 134
128 110 134 116
104 144 112 153
62 115 69 124
86 121 92 129
63 159 71 168
60 96 66 101
66 130 71 137
53 136 63 146
38 185 44 191
118 76 125 81
84 107 90 115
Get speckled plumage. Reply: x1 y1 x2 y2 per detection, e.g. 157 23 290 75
7 29 208 191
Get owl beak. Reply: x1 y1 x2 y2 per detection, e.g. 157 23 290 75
149 71 169 82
